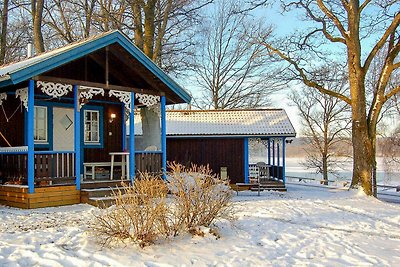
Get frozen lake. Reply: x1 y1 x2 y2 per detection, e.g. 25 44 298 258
251 157 400 185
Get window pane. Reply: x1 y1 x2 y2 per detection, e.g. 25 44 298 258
92 112 98 121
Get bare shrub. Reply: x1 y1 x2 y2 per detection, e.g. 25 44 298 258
91 173 168 247
91 164 234 247
167 162 235 232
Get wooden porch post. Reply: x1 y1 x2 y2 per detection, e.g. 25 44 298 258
272 139 275 179
267 138 271 165
277 141 280 180
27 79 35 194
244 137 249 183
282 137 286 184
161 95 166 180
73 85 81 190
129 92 135 184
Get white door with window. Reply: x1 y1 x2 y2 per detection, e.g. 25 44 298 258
53 107 75 151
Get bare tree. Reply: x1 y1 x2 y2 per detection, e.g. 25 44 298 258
43 0 98 44
252 0 400 196
191 0 281 109
291 66 351 184
0 0 10 64
31 0 45 53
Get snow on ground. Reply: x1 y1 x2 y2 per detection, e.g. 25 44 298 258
0 185 399 266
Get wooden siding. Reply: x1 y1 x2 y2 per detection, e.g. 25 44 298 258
0 185 80 209
167 138 245 184
84 102 123 163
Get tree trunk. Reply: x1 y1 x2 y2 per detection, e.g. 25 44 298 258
351 114 373 195
32 0 45 53
140 107 161 149
322 154 328 185
0 0 9 64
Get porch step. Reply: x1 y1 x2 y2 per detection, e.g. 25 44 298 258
250 187 287 192
86 196 118 209
81 182 130 207
81 180 129 189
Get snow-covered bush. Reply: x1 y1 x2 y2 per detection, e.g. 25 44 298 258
167 162 235 233
91 174 169 247
91 164 234 247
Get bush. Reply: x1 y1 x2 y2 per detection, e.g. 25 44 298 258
167 162 234 232
91 174 169 247
91 164 234 247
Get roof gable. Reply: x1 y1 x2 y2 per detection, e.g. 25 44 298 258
0 31 191 104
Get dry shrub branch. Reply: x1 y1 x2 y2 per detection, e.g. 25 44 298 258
91 164 234 247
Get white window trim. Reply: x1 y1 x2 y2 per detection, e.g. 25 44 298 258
34 106 48 144
84 110 100 144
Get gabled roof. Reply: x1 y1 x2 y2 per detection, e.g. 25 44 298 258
135 109 296 137
0 31 191 104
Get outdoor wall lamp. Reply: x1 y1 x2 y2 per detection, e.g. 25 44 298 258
109 113 116 123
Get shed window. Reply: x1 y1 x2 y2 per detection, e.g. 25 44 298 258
34 106 47 143
84 110 99 143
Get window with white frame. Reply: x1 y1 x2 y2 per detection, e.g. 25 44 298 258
84 110 100 143
34 106 48 143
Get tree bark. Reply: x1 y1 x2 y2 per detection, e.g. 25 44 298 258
0 0 9 64
32 0 45 53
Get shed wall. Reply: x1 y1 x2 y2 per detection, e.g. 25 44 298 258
167 138 244 184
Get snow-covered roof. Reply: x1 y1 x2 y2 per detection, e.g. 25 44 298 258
135 109 296 137
0 31 191 104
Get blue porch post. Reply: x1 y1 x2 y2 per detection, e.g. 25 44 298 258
27 80 35 194
244 137 249 183
282 137 286 184
267 138 271 165
272 139 275 179
73 85 81 190
277 142 280 181
161 95 167 180
129 92 135 184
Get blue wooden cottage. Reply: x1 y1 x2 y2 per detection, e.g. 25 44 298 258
0 31 190 208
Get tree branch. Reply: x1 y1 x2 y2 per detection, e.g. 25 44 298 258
363 12 400 72
260 41 352 104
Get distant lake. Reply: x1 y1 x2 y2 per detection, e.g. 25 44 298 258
250 156 400 185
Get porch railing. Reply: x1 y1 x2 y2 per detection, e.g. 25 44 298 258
135 151 162 175
0 151 75 185
34 151 75 182
249 163 284 182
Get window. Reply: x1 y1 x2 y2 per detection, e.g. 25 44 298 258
84 110 99 143
34 106 47 143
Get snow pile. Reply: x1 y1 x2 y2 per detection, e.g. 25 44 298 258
0 185 399 266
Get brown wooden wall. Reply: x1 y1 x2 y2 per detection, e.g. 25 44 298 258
0 185 80 209
167 138 245 184
84 102 123 163
0 96 25 147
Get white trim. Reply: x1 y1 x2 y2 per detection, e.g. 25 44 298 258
84 110 100 143
34 105 48 143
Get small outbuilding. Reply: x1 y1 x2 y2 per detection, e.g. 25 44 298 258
135 109 296 185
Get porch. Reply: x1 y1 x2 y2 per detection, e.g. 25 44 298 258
0 31 191 208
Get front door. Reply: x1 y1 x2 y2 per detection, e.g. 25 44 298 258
53 107 75 151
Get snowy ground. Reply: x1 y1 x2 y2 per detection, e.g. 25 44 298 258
0 185 399 266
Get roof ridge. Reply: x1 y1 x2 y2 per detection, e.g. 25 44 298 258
0 31 117 70
167 108 284 113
